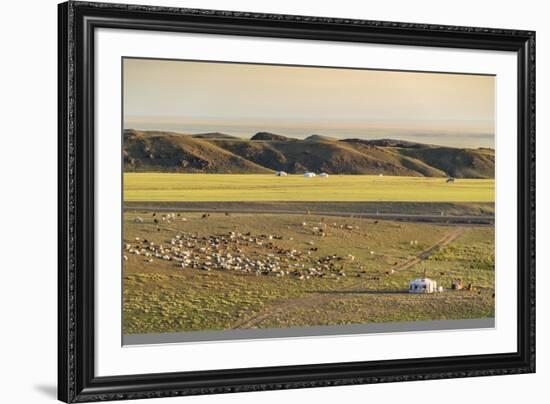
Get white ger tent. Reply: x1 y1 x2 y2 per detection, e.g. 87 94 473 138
409 278 438 294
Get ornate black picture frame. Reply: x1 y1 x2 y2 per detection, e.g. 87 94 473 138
58 1 535 402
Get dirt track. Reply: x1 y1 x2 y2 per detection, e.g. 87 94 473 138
126 205 493 225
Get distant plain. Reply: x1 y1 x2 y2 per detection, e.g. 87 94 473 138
124 173 495 203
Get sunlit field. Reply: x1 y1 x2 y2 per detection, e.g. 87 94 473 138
124 173 495 202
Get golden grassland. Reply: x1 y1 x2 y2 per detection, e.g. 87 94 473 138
123 173 495 203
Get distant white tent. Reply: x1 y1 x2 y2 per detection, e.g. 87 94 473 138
275 171 288 176
319 173 329 178
409 278 439 294
303 172 316 178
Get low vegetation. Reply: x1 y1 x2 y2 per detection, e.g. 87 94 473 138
124 173 495 202
123 211 495 334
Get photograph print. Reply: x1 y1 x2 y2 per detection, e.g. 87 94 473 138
121 58 495 345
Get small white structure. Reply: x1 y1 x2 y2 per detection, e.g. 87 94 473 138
303 172 316 178
409 278 438 294
319 172 329 178
275 171 288 176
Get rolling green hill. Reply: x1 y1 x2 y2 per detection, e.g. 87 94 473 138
123 129 494 178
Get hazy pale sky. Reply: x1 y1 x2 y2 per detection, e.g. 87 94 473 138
123 58 495 148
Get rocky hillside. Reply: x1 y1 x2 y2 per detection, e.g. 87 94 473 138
123 129 494 178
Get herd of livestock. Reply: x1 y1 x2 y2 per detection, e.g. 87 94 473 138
124 216 366 280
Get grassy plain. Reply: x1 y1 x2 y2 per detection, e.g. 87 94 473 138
123 211 495 334
123 173 495 203
122 173 495 335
